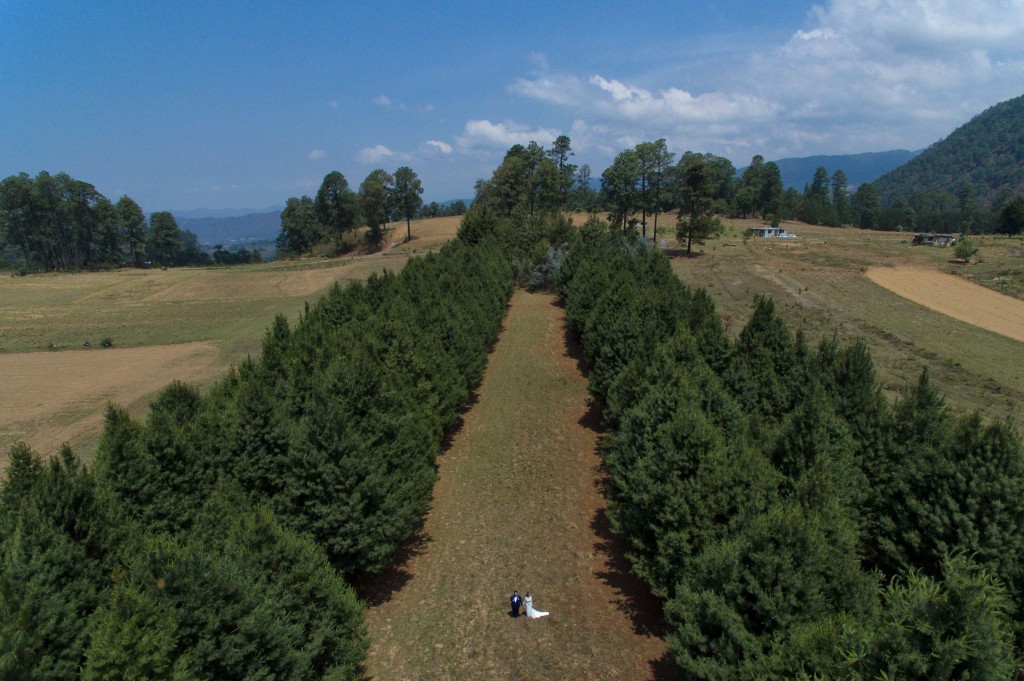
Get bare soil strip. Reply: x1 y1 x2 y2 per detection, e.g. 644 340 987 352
866 266 1024 342
0 342 222 463
359 291 676 680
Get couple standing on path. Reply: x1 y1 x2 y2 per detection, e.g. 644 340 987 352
510 590 549 619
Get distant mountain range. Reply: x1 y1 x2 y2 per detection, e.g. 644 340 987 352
769 150 921 190
872 93 1024 208
175 210 281 245
170 206 282 220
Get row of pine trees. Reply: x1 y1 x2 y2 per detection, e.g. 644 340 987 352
558 224 1024 679
0 236 514 678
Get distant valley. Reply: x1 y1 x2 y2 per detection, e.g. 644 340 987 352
771 149 920 189
174 209 282 245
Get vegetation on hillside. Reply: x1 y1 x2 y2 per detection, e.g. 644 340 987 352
872 93 1024 231
276 167 466 258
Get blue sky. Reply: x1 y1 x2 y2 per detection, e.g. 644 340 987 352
3 1 1023 214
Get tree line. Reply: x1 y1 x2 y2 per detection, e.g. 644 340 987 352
0 171 220 272
276 166 437 257
1 235 514 678
558 223 1024 679
473 135 1024 239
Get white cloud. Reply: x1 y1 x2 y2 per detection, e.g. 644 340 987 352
509 73 589 107
507 0 1024 161
457 119 561 150
372 95 392 106
358 145 395 163
329 101 338 109
812 0 1024 52
307 149 327 160
426 140 453 154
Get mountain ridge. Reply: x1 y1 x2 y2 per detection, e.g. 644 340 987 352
769 150 920 190
872 93 1024 208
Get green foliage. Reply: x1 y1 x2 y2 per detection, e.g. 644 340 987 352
0 171 152 270
314 171 360 242
874 93 1024 213
146 211 182 266
954 235 978 262
675 213 724 253
0 444 121 680
666 500 876 680
999 194 1024 234
474 141 564 218
557 229 1024 677
392 166 423 242
277 195 323 256
359 168 394 246
844 555 1016 681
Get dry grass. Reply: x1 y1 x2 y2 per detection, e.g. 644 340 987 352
358 291 676 681
668 218 1024 426
0 342 221 461
0 216 463 464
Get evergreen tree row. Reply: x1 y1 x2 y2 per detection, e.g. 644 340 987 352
0 446 367 680
558 223 1024 679
1 235 514 678
0 171 212 272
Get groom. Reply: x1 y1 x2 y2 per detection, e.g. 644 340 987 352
510 590 523 618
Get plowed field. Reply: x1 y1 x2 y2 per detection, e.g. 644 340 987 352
866 267 1024 342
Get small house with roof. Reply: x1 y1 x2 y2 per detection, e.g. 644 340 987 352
912 232 959 246
748 226 793 238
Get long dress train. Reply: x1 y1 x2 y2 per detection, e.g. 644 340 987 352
525 595 549 618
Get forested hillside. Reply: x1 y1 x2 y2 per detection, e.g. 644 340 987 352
873 93 1024 211
0 236 514 678
559 225 1024 679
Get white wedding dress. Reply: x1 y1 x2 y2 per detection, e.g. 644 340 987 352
525 595 549 618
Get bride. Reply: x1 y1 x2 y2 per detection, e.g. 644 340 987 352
524 593 549 619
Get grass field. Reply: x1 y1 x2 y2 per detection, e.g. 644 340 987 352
667 218 1024 426
0 218 462 462
357 291 675 680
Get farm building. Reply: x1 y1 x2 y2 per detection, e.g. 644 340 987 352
748 226 794 238
912 232 959 246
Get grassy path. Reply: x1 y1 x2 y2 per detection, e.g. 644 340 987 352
359 291 676 680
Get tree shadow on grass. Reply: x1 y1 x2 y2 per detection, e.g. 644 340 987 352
589 506 671 640
350 529 432 607
554 297 593 380
555 295 680 679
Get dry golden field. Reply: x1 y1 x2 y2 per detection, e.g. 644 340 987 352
0 218 462 464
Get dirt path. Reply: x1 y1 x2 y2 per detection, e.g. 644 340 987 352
866 266 1024 342
359 291 676 680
